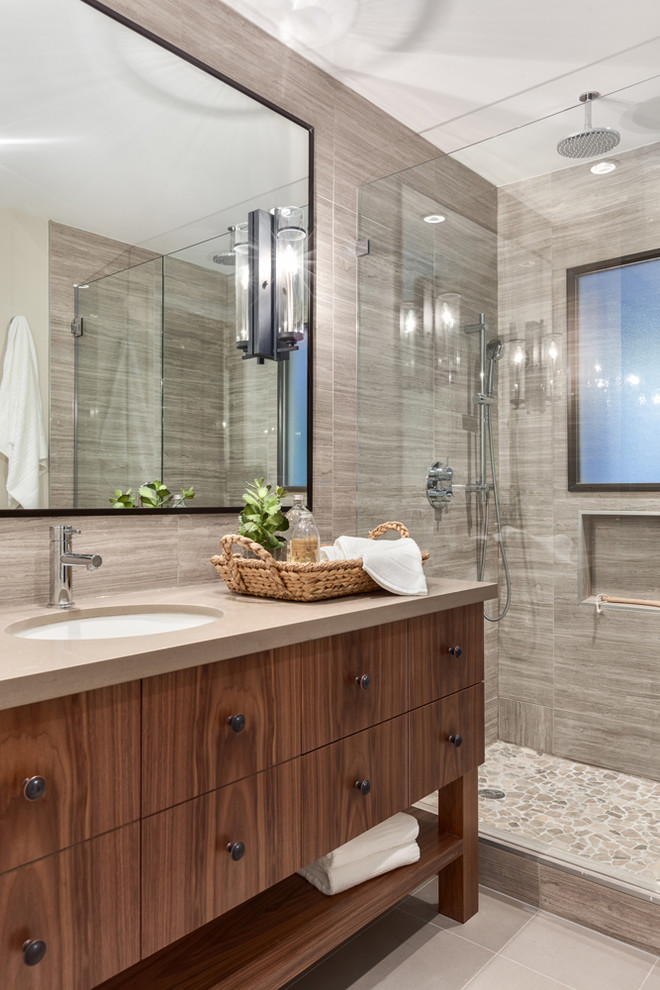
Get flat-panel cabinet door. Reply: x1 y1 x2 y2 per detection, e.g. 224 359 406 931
141 646 302 815
409 684 484 806
301 622 408 751
141 761 301 957
0 824 140 990
300 716 409 865
0 683 140 874
408 605 484 708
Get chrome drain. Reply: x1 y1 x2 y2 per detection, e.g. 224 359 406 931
478 788 506 800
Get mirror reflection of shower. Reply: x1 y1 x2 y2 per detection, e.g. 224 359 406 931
464 313 511 622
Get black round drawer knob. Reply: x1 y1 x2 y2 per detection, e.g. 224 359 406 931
227 714 246 733
448 733 463 747
227 841 245 861
23 939 47 966
355 674 371 691
23 776 47 802
355 778 371 796
448 645 463 658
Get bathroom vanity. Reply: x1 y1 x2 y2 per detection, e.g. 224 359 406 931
0 577 496 990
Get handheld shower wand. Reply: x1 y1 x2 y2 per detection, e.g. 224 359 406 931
485 338 504 397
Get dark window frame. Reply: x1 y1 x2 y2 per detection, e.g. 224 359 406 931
567 246 660 492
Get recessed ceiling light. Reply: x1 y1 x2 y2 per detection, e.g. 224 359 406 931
424 214 446 223
590 161 616 175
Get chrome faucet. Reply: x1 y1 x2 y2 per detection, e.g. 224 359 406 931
48 525 102 608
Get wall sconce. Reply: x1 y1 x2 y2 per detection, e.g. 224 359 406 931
510 338 526 409
230 221 249 350
541 331 559 400
235 206 307 363
435 292 461 380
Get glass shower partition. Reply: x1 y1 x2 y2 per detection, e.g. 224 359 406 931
356 157 499 587
73 231 287 509
357 138 660 904
74 256 163 508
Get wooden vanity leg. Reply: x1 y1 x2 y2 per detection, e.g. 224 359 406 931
435 768 479 922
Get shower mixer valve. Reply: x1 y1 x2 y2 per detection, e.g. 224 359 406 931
426 459 453 509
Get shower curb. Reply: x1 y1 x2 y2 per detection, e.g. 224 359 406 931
478 832 660 956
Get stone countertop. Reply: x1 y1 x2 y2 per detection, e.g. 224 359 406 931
0 577 497 711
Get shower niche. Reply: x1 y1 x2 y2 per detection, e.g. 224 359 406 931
578 510 660 607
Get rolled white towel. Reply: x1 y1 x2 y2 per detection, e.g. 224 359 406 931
298 840 420 896
320 812 419 869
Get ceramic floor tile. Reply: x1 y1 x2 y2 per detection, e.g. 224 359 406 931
345 925 493 990
641 962 660 989
282 906 438 990
463 955 575 989
501 912 658 990
400 880 537 951
284 913 493 990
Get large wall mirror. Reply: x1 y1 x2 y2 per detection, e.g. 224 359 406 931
0 0 312 515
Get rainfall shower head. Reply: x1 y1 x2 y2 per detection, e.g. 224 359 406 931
556 92 620 159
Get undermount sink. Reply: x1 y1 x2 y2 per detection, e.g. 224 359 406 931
9 605 224 641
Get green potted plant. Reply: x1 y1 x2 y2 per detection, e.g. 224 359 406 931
109 481 195 509
237 478 288 556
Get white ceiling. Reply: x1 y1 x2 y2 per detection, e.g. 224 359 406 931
220 0 660 185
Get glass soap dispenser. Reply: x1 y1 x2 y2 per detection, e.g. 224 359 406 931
287 495 320 563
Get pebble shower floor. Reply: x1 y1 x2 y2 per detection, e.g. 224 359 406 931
477 742 660 891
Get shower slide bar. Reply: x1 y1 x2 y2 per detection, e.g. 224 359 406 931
595 594 660 614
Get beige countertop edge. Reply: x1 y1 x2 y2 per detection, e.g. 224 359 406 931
0 577 498 711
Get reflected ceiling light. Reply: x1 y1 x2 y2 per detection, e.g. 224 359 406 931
424 214 445 224
590 161 617 175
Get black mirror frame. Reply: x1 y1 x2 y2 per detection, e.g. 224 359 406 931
0 0 314 517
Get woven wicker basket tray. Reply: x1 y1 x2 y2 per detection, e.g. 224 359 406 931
210 521 428 602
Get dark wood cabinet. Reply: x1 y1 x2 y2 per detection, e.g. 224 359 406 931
408 603 484 708
0 824 140 990
2 600 485 990
141 646 302 815
0 682 140 875
409 684 485 804
300 621 409 750
141 761 301 956
300 716 409 863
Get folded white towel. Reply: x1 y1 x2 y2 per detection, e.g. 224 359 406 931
320 812 420 870
330 535 427 596
0 316 48 509
298 840 420 896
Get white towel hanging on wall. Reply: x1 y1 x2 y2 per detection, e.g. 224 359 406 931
0 315 48 508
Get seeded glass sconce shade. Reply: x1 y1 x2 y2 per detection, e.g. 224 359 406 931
235 206 307 363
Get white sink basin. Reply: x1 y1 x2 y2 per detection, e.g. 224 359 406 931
10 606 224 641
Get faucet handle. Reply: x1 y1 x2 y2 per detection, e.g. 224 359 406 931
50 524 81 538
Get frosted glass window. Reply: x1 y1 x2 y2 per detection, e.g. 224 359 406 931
568 251 660 490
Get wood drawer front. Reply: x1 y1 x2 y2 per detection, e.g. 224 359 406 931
141 646 302 816
0 683 140 874
0 823 140 990
300 716 409 866
141 760 301 957
408 605 484 708
301 622 408 751
409 684 484 806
